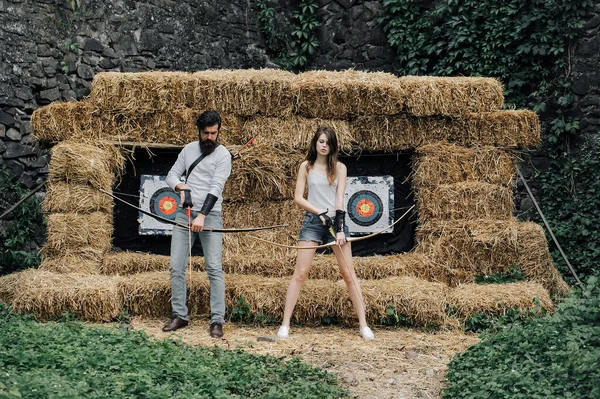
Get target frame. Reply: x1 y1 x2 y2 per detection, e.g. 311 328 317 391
344 175 394 235
139 175 179 235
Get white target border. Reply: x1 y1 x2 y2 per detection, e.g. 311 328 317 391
139 174 178 236
344 175 394 235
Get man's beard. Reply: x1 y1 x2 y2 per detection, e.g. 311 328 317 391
199 138 218 154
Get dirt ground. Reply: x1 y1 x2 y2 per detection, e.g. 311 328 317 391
130 318 479 399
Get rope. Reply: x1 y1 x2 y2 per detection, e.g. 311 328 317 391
518 169 584 289
0 182 45 220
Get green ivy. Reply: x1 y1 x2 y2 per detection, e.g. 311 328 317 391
381 0 597 284
443 277 600 398
535 136 600 282
255 0 320 70
0 303 349 399
381 0 592 107
228 296 277 325
0 165 45 276
474 267 526 285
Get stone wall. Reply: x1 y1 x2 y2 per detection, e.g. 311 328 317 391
0 0 393 189
515 3 600 218
1 0 599 249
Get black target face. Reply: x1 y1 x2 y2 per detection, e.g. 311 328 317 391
149 187 179 221
347 190 383 226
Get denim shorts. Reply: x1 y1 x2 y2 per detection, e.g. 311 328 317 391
298 212 350 245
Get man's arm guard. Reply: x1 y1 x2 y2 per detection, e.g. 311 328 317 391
199 193 218 216
335 210 346 233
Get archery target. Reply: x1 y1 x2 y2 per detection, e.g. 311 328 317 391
150 188 179 220
139 174 178 235
344 176 394 234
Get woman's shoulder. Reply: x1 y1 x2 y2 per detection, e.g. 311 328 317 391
336 161 347 172
299 160 309 170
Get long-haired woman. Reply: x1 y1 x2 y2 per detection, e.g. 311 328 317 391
277 127 374 340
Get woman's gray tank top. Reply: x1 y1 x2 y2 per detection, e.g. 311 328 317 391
307 169 337 216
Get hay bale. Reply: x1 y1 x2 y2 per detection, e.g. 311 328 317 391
192 69 297 116
43 212 113 253
100 110 242 146
39 247 104 274
222 230 297 272
11 270 123 321
226 274 449 327
474 110 540 147
89 71 196 113
223 144 303 201
239 116 356 152
32 101 243 145
118 270 211 318
98 109 199 145
398 76 504 116
416 219 569 296
413 142 516 189
99 247 465 285
31 101 99 142
49 141 124 189
361 276 449 327
100 251 205 275
351 114 437 151
351 253 472 286
223 200 304 231
0 269 35 304
295 70 405 119
353 110 538 151
417 182 514 221
43 182 113 214
511 222 570 297
447 281 554 321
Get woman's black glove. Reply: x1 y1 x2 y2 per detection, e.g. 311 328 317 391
335 210 346 233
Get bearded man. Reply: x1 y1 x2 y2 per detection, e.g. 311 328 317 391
162 110 232 338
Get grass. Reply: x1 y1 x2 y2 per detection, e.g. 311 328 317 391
0 303 349 399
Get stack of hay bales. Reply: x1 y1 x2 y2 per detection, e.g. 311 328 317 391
0 69 564 327
39 141 124 274
412 142 569 298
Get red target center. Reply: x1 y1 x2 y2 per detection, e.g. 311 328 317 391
356 199 375 217
158 196 177 215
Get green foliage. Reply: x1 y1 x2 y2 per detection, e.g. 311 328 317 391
474 267 526 284
443 277 600 398
381 0 598 284
381 0 593 107
0 303 349 399
255 0 320 70
534 136 600 282
0 165 44 276
229 296 277 325
379 304 412 327
462 299 548 333
256 0 288 61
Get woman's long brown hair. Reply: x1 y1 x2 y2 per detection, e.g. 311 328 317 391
305 126 339 185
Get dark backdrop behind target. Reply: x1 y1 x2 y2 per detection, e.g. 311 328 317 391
112 148 205 256
339 151 416 256
113 148 417 257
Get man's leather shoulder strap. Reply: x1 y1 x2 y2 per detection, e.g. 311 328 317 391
184 143 221 184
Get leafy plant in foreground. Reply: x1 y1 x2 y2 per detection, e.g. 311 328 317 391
0 303 349 399
443 277 600 398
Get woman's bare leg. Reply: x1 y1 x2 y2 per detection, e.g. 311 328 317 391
281 241 317 327
332 242 368 328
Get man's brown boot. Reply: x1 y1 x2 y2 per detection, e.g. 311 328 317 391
162 317 188 332
210 322 223 338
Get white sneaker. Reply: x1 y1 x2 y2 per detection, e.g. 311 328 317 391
277 325 289 339
360 326 375 340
